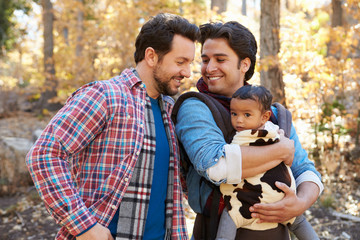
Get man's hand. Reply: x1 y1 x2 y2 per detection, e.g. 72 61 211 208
76 223 114 240
277 130 295 166
249 181 304 223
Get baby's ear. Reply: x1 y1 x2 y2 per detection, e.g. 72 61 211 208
261 110 271 124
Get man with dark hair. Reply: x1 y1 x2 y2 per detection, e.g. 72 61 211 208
26 13 199 240
172 21 323 239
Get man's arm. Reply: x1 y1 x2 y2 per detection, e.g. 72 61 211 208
26 83 108 236
176 98 294 184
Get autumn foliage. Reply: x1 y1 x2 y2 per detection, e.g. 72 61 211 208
0 0 360 166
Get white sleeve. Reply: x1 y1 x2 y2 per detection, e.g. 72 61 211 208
207 144 242 184
296 170 324 196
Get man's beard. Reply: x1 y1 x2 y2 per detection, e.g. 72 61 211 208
153 66 179 96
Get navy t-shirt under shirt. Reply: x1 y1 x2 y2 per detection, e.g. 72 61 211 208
143 97 170 239
109 97 170 238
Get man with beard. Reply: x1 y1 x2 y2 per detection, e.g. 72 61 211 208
26 13 199 240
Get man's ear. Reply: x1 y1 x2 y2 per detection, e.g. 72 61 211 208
240 58 251 73
144 47 158 67
261 110 272 125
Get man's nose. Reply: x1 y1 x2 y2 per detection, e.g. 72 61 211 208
206 60 218 73
181 64 191 78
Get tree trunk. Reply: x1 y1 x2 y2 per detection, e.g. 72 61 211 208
76 0 84 57
241 0 247 16
327 0 343 58
260 0 286 106
211 0 228 14
75 0 85 82
242 0 247 16
332 0 343 27
179 0 183 14
39 0 59 111
356 98 360 147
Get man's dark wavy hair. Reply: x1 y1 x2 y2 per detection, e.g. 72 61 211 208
134 13 200 63
199 21 257 81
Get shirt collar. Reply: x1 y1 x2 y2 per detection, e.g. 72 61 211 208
119 68 144 89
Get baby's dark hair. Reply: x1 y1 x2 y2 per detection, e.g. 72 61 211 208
232 85 273 112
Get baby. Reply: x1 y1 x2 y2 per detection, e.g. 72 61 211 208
216 85 318 240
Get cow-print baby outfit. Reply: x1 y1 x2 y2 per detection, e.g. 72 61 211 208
220 121 296 231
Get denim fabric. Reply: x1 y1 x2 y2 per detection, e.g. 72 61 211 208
175 97 321 213
216 209 237 240
176 97 228 180
271 107 321 180
175 97 226 212
288 214 320 240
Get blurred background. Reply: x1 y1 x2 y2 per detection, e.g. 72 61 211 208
0 0 360 239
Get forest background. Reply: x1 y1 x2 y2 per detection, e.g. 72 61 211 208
0 0 360 239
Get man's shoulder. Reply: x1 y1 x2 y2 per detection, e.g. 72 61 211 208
163 95 175 105
173 92 212 111
92 68 141 92
101 68 142 90
171 92 212 123
176 92 209 104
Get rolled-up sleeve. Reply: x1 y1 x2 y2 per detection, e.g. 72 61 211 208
176 98 242 185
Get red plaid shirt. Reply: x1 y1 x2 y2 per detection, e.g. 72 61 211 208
26 68 188 239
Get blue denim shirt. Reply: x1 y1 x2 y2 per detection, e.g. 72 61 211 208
175 97 321 213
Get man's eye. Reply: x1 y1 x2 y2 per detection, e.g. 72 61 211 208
231 112 237 116
217 59 225 62
202 59 209 63
245 113 251 117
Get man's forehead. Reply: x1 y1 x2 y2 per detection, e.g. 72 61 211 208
169 35 195 59
201 39 234 57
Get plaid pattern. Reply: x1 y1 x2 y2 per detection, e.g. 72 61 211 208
116 96 155 239
162 97 176 238
116 95 176 239
26 68 188 239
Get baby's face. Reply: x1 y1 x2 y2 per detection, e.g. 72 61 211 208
230 98 268 131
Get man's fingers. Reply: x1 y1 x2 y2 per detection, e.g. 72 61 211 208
251 213 284 223
250 204 289 223
250 202 284 212
275 181 293 195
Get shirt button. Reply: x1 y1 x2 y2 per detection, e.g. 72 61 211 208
124 177 129 182
140 123 144 128
215 158 218 162
111 205 117 210
136 151 140 155
127 115 130 119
